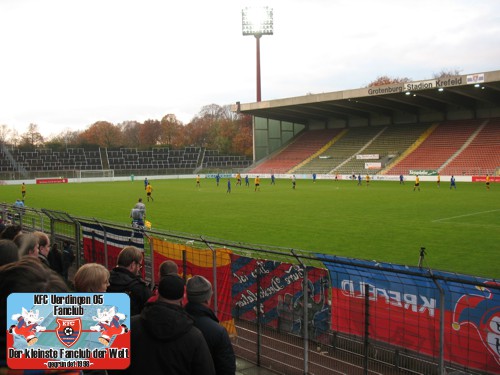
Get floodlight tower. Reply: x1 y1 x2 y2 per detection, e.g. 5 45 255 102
242 6 273 102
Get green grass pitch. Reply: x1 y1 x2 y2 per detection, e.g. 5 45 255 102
2 177 498 279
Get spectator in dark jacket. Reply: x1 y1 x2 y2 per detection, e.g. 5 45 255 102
107 246 151 316
62 241 75 280
147 259 181 303
0 224 22 240
0 239 19 266
48 242 65 276
185 275 236 375
123 274 215 375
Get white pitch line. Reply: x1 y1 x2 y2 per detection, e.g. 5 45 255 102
432 209 500 223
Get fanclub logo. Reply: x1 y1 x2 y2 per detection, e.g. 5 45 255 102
56 318 82 347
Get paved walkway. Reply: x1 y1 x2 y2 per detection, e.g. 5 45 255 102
236 357 280 375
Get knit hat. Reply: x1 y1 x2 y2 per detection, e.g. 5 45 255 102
158 274 185 300
186 275 213 303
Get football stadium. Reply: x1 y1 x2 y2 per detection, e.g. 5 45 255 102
1 68 499 375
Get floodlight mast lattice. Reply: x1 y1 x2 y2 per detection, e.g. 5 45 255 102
242 7 273 102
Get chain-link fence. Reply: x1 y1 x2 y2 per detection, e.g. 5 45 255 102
2 203 498 375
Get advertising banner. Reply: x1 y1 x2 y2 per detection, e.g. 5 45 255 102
365 162 382 169
357 154 379 160
472 176 500 182
409 169 438 176
36 178 68 184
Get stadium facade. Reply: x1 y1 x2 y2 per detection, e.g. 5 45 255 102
233 69 500 162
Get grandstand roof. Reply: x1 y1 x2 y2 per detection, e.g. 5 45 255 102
234 69 500 124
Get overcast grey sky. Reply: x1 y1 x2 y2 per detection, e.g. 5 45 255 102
1 0 499 138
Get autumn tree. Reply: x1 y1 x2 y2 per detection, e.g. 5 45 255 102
45 130 82 150
184 117 213 148
79 121 122 148
198 103 229 120
159 114 183 147
231 114 253 156
211 119 234 154
367 75 412 87
0 124 10 143
138 119 162 147
19 123 44 148
433 68 462 79
9 129 20 147
4 102 253 156
118 121 142 148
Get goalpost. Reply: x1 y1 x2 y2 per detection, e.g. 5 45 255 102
76 169 115 183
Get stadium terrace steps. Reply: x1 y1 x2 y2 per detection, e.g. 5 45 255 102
249 129 343 174
105 147 251 171
385 119 485 175
380 123 438 175
295 126 394 175
340 123 431 176
107 147 198 170
293 128 370 174
439 118 500 176
1 146 104 172
288 129 349 174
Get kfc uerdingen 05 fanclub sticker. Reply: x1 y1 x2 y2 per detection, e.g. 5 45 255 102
7 293 130 370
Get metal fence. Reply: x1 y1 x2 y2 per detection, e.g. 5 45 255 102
2 203 498 375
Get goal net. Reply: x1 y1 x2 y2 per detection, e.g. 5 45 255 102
76 169 115 182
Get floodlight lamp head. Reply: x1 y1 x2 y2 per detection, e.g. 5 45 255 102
242 6 273 36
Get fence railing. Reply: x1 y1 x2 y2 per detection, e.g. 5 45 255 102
2 203 499 375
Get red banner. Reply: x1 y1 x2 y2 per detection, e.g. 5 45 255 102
36 178 68 184
472 176 500 182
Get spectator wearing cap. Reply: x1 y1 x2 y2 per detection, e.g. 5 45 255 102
147 260 182 303
123 274 215 375
185 275 236 375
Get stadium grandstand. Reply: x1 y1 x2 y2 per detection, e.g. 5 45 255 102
1 70 499 181
234 69 500 179
0 144 253 180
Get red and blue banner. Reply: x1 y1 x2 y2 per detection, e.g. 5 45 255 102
317 254 500 373
81 222 144 270
231 254 330 339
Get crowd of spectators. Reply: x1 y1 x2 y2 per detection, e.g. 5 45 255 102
0 222 236 375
